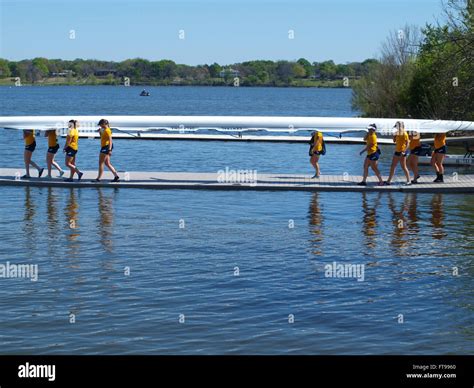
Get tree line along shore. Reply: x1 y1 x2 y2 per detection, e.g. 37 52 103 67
0 57 374 88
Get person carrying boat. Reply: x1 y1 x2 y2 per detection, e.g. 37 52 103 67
431 132 447 183
407 130 422 184
63 120 83 182
358 124 384 186
95 119 120 182
22 129 44 179
45 129 64 178
385 121 411 185
309 130 325 178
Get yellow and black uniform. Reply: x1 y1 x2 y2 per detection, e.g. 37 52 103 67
366 131 380 161
65 127 79 157
24 130 36 152
309 131 324 156
47 131 60 154
100 127 113 154
409 133 422 156
434 133 447 154
394 132 409 156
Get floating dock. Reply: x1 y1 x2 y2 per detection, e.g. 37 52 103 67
1 168 473 193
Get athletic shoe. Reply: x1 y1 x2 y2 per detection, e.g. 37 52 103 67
64 178 73 182
38 168 44 178
59 170 65 178
112 176 120 182
357 181 367 186
77 171 84 181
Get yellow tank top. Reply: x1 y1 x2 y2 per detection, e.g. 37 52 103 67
434 133 446 149
68 128 79 151
100 127 112 148
395 132 409 152
366 132 377 154
48 131 58 148
24 130 35 146
312 132 323 153
409 134 421 150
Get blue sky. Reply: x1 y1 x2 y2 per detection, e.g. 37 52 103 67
0 0 443 64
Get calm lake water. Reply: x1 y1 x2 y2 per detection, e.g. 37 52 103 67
0 86 473 354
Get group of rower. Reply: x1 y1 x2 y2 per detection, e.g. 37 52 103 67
309 121 447 185
22 119 120 182
22 118 447 185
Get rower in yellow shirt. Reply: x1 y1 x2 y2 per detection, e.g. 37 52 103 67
309 130 325 178
22 129 44 179
45 130 64 178
431 133 447 182
63 120 83 182
358 123 384 186
95 119 120 182
385 121 411 185
407 131 422 184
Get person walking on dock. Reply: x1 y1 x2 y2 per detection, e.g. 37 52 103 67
358 124 384 186
22 129 44 179
63 120 83 182
45 130 64 178
431 133 447 182
385 121 411 185
95 119 120 182
309 130 325 178
407 131 422 184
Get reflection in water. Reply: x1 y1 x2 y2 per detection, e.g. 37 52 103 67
22 187 36 253
405 194 420 238
430 194 446 240
361 192 382 250
46 187 59 232
98 188 115 253
308 192 323 256
387 193 410 255
65 188 80 259
46 187 60 258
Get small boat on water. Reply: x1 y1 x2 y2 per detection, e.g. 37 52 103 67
140 90 150 96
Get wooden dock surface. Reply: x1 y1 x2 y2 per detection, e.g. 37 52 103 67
1 168 473 193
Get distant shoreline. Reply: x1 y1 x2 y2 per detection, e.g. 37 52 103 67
0 78 352 88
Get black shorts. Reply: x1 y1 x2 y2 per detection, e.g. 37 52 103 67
47 144 60 154
25 141 36 152
410 146 422 156
64 146 77 157
367 151 380 161
434 145 447 154
394 151 407 157
100 144 113 154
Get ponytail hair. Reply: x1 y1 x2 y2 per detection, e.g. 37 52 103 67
394 121 405 135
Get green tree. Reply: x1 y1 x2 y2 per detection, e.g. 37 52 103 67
0 59 11 78
32 57 49 78
297 58 312 77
